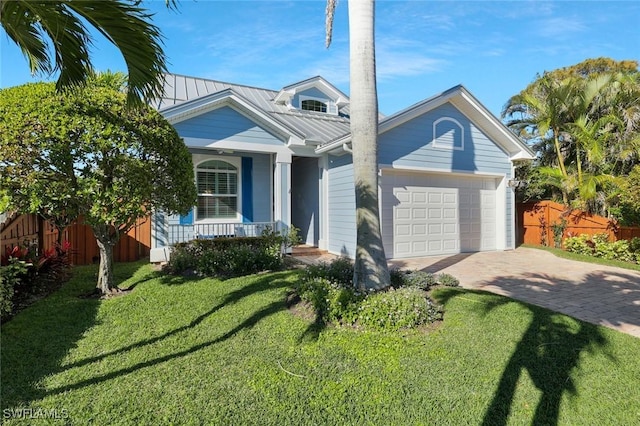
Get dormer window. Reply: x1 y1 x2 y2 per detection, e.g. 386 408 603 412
299 95 337 115
301 99 327 113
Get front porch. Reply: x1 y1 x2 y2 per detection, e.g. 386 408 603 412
167 221 279 244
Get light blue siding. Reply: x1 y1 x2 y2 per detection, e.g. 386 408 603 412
379 103 511 176
327 154 356 257
174 106 284 145
292 157 319 246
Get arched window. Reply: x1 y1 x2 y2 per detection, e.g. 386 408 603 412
301 99 328 113
432 117 464 150
196 160 238 220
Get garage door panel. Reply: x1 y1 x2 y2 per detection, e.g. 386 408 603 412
443 208 457 219
428 192 442 203
397 208 411 219
413 224 427 235
383 172 498 258
412 192 427 203
428 209 442 219
413 241 427 252
428 224 442 235
413 209 427 219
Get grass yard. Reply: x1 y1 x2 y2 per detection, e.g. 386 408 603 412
2 261 639 425
522 244 640 272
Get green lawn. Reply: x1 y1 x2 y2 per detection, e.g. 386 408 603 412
522 243 640 272
2 262 639 425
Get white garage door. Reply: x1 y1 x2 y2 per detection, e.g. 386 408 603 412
381 172 498 258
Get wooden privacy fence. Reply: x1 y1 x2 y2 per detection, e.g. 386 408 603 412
1 213 151 265
517 200 640 246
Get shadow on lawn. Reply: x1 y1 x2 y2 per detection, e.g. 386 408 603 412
39 271 293 397
0 262 147 410
436 284 611 426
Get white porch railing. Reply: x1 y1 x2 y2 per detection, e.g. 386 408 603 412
167 222 278 245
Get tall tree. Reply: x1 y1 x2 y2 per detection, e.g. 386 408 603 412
326 0 389 290
504 58 640 217
0 0 170 105
0 77 197 294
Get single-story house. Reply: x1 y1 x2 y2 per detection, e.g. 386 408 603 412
149 74 534 262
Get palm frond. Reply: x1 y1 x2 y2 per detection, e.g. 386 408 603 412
65 0 167 105
325 0 338 48
0 2 52 75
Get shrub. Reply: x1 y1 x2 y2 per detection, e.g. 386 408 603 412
629 237 640 253
0 259 29 320
397 270 437 290
565 233 636 263
302 257 353 287
551 219 567 248
564 234 594 256
437 273 460 287
167 234 285 278
298 259 456 331
295 277 362 325
594 239 634 262
356 287 443 331
389 267 406 288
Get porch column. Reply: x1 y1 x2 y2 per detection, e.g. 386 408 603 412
318 155 329 250
274 152 292 233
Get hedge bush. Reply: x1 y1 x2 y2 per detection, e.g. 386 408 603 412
0 243 73 321
564 233 639 264
166 234 285 278
357 287 443 331
296 258 451 331
0 259 28 320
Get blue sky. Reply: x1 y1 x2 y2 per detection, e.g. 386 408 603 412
1 0 638 117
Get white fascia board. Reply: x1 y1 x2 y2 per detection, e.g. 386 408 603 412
183 137 292 163
454 90 535 160
378 95 452 134
510 151 536 161
379 163 506 178
273 89 295 104
315 134 352 154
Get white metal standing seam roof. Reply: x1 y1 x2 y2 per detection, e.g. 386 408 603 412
155 73 351 145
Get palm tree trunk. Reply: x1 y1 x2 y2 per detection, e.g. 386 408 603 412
553 128 568 178
348 0 389 291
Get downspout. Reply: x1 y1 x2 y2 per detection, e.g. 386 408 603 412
342 142 352 153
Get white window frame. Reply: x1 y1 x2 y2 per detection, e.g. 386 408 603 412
299 95 337 115
432 117 465 151
193 155 242 223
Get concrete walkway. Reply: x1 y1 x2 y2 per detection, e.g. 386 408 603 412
295 247 640 338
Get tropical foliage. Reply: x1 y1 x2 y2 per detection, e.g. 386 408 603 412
503 58 640 223
0 0 171 105
0 75 197 294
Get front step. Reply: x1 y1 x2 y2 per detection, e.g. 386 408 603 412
291 245 328 256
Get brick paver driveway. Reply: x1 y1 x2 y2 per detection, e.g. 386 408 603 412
390 247 640 338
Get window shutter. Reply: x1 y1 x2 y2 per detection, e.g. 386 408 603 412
179 209 194 225
241 157 253 223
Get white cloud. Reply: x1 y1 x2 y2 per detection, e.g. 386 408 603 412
536 16 586 38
